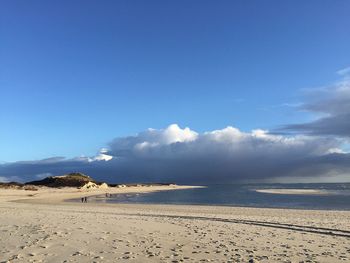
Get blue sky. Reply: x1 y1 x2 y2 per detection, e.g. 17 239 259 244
1 0 350 162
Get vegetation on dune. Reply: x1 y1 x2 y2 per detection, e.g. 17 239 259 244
25 172 96 188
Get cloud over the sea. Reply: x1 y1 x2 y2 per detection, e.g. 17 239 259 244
1 124 349 183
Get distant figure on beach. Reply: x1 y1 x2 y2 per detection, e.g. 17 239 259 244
84 196 87 203
81 197 84 203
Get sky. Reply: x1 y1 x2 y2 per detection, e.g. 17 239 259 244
1 1 350 183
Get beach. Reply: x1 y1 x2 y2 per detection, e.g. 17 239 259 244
1 186 349 263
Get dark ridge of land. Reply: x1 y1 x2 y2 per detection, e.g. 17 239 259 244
25 172 95 188
0 172 175 189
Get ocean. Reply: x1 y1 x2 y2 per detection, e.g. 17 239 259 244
88 183 350 211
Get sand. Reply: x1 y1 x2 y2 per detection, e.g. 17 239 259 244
0 186 350 263
254 189 330 195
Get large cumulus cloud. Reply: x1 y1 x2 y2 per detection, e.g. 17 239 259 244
1 124 349 183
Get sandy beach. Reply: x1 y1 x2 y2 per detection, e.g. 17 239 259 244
1 186 350 263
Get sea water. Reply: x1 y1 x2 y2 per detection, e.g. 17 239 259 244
89 183 350 210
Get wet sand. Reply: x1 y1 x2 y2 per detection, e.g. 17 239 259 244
255 189 330 195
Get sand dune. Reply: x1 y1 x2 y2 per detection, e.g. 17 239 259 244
1 186 350 262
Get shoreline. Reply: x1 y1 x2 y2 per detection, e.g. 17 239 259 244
4 184 350 212
2 184 350 214
2 184 204 204
65 185 350 213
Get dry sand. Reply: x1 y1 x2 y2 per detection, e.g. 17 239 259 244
0 186 350 263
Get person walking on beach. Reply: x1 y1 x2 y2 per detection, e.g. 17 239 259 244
81 197 84 203
84 196 87 203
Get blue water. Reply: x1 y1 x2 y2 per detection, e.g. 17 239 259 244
90 183 350 211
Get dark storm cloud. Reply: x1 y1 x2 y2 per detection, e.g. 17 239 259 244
282 75 350 137
1 124 349 183
285 114 350 137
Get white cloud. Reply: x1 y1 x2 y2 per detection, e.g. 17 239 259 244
327 148 347 154
91 151 113 162
160 124 198 144
73 149 114 163
110 124 337 158
132 124 198 150
337 66 350 76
